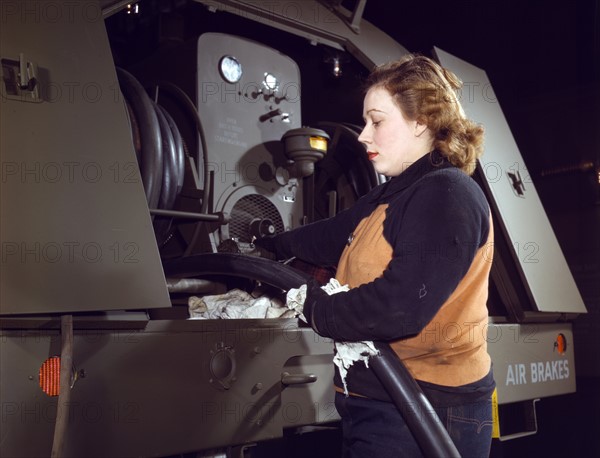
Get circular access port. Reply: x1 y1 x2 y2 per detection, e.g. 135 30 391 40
210 347 236 389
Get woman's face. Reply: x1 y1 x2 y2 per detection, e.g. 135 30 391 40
358 86 432 177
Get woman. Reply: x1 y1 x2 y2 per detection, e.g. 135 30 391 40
257 54 495 457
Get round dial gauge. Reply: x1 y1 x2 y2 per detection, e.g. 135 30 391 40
219 56 242 83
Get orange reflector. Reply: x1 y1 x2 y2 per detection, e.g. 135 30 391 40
555 333 567 355
309 136 328 152
39 356 61 397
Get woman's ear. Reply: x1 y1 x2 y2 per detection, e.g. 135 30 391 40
414 119 429 138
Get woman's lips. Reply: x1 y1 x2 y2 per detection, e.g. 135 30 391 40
367 152 379 161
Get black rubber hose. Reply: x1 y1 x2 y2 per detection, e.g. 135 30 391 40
156 82 210 214
163 252 461 457
160 105 185 195
151 103 177 246
154 82 211 256
124 99 142 165
370 343 462 458
153 102 177 211
116 67 162 209
163 253 310 290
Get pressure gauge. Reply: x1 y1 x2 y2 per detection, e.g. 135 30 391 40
219 56 242 83
263 72 278 91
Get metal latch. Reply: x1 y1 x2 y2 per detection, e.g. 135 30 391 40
1 53 42 102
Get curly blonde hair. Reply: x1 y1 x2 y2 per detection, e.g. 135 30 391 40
364 54 484 175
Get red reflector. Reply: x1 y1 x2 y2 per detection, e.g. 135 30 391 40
39 356 61 397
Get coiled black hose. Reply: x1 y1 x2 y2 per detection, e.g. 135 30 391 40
155 81 210 214
160 105 185 195
117 69 198 249
153 102 178 211
152 81 211 255
152 102 179 245
116 67 162 209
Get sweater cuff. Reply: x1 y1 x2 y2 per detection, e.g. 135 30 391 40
311 295 337 339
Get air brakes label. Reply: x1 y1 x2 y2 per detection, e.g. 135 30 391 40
505 359 570 385
487 324 576 403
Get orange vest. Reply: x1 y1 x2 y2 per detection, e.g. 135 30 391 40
336 204 493 386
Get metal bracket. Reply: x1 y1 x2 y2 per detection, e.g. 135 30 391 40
1 54 42 103
348 0 367 33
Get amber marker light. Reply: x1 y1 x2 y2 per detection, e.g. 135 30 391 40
309 136 328 152
39 356 61 396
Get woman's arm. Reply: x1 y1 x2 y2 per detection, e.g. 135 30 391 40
308 173 491 341
263 191 378 267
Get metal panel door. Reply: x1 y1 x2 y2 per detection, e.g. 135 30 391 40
434 47 586 314
0 0 170 314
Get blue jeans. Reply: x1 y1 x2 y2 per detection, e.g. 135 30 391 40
335 392 493 458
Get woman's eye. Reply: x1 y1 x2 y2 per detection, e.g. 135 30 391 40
372 120 381 127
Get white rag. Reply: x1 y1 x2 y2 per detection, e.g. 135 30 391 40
188 280 380 395
286 278 379 395
188 289 297 319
